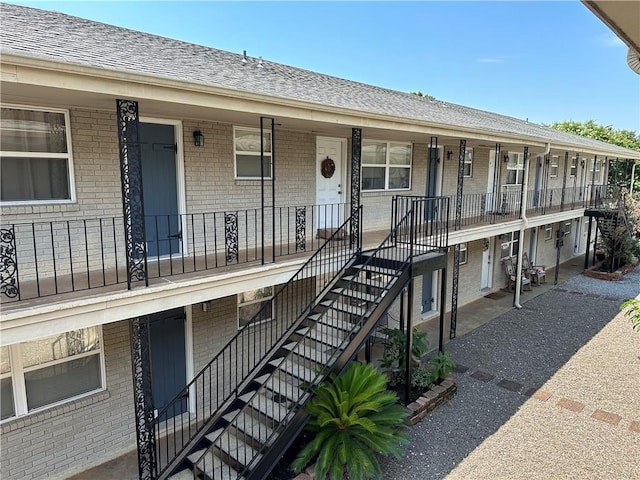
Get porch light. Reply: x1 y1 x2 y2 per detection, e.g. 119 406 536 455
193 130 204 147
446 150 453 160
503 153 510 162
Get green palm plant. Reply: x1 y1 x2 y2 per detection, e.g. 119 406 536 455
291 362 409 480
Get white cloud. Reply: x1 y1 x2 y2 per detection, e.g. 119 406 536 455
477 57 504 64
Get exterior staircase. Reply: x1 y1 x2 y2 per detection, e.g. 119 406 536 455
148 197 449 480
587 193 633 272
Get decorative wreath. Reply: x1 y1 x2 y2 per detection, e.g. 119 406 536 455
321 156 336 178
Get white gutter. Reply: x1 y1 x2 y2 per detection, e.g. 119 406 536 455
514 143 550 308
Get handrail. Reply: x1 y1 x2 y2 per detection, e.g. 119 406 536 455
153 207 361 478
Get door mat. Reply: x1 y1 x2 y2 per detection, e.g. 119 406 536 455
485 291 509 300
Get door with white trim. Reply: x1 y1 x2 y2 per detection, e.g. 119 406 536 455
316 137 345 230
481 237 494 290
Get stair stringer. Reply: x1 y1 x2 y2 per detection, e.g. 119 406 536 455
243 266 412 480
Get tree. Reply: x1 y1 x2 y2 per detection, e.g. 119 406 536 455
547 120 640 190
410 91 435 101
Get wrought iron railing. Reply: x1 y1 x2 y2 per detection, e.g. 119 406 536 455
152 208 360 479
176 197 448 479
526 185 608 215
0 203 347 302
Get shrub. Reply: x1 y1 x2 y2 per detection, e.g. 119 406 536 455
380 326 428 371
428 352 456 384
621 298 640 333
291 362 409 480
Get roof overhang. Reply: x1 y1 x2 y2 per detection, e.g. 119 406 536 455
582 0 640 74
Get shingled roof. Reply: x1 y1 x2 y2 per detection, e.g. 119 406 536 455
1 2 638 158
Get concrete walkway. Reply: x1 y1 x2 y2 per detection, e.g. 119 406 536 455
381 267 640 479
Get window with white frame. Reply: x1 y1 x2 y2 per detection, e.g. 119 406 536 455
238 286 274 328
570 157 578 177
564 221 572 236
361 141 412 191
505 152 525 185
234 127 272 179
550 156 559 178
1 326 103 421
463 148 473 177
544 224 552 241
589 159 602 183
1 106 75 203
500 231 520 259
459 242 468 264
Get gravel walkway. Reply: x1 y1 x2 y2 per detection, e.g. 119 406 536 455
381 268 640 479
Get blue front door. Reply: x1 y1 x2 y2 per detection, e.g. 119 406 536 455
140 123 180 258
149 308 187 419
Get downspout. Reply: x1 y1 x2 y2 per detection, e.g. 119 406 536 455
514 143 550 308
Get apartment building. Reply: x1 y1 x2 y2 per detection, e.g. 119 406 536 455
1 4 638 479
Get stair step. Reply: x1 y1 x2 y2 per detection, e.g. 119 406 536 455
167 468 197 480
283 341 331 364
355 264 402 276
205 428 260 467
320 300 367 317
308 312 355 333
342 274 389 291
331 287 379 303
255 373 305 403
296 325 346 348
240 391 290 422
270 358 318 384
185 448 241 480
222 410 275 445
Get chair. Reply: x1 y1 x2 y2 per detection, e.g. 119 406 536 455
502 257 532 292
522 253 546 285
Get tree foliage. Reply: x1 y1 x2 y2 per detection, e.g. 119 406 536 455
547 120 640 190
410 91 435 101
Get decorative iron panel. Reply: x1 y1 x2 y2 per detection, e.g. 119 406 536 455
0 227 19 299
129 316 156 480
295 207 306 252
116 99 148 288
450 139 466 339
350 128 362 247
225 212 239 263
560 151 569 209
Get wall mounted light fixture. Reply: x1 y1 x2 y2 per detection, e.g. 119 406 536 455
503 153 510 163
580 159 586 167
193 130 204 147
446 150 453 160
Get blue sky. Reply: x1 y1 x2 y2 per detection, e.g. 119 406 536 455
6 1 640 132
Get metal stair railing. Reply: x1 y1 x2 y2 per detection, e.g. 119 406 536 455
178 196 449 480
152 208 362 479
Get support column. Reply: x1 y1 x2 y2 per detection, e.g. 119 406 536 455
584 216 593 269
350 128 362 248
590 155 597 206
439 267 447 352
260 116 276 263
450 139 466 339
129 316 156 480
116 99 148 288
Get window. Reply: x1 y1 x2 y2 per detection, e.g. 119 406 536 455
570 157 578 177
564 221 572 236
550 156 559 178
463 148 473 177
506 152 525 185
361 141 412 191
544 224 552 241
459 242 468 264
234 127 272 179
500 231 520 259
590 159 602 183
1 106 74 203
1 327 103 421
238 286 274 328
